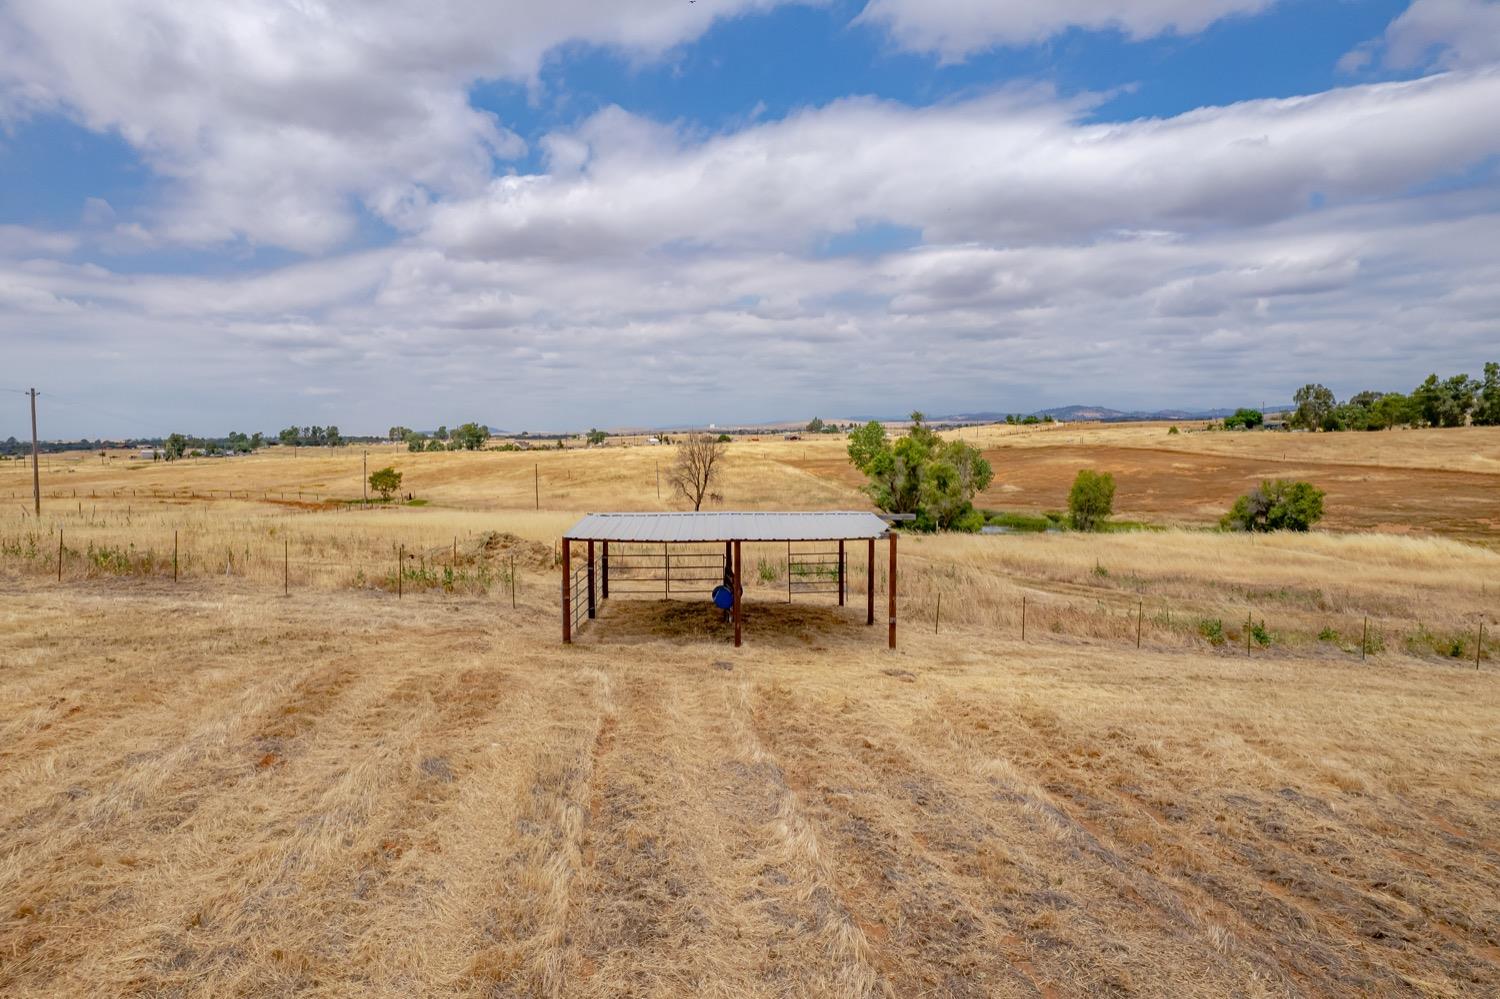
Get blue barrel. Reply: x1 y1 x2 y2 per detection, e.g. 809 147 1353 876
712 585 734 610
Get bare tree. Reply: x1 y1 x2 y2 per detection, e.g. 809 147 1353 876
668 433 727 511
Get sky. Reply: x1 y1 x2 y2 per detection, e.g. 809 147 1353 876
2 0 1499 438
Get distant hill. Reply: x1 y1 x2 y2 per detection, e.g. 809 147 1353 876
935 405 1289 424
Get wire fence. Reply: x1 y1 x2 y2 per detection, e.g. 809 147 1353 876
1 501 1494 669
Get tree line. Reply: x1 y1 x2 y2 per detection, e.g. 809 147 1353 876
396 423 489 451
1289 362 1500 431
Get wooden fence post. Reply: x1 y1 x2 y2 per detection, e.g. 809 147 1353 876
57 529 62 582
1021 595 1026 641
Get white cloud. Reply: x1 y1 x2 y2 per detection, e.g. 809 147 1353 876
855 0 1275 60
0 0 810 252
4 11 1500 434
429 70 1500 258
1343 0 1500 73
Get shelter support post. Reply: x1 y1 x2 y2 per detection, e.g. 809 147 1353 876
866 538 875 626
838 539 845 606
733 540 743 648
587 540 596 619
601 541 609 599
562 539 572 644
888 532 897 650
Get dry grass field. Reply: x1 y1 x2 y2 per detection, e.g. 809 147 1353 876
2 425 1499 996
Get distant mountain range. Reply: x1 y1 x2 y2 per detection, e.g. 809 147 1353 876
936 404 1289 424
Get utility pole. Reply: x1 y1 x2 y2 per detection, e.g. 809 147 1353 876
29 388 40 516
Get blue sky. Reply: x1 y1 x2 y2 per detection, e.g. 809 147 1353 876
2 0 1498 436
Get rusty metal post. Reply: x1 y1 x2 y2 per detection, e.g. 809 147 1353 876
733 540 743 648
601 541 609 599
562 539 572 643
57 529 62 582
586 539 596 619
866 537 875 625
838 539 845 606
888 532 897 649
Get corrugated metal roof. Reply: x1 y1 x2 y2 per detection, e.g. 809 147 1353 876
564 511 891 542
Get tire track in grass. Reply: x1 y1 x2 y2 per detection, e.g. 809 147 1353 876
563 665 751 997
58 646 520 996
989 696 1500 992
720 680 888 998
462 667 613 998
0 651 363 919
0 600 330 833
0 652 422 996
745 683 1061 998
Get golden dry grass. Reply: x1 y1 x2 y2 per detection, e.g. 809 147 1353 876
2 430 1499 996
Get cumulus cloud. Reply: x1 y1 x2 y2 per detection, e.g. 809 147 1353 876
0 0 808 252
3 2 1500 434
1342 0 1500 73
856 0 1275 60
428 70 1500 258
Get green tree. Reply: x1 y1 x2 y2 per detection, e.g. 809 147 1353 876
586 428 608 446
425 438 445 452
806 417 825 433
1067 469 1116 532
1437 374 1477 427
324 425 343 447
847 414 990 530
250 432 264 449
1371 392 1416 429
279 426 300 447
1475 362 1500 426
435 425 449 441
918 440 993 531
388 426 411 442
1221 479 1325 532
163 433 188 461
846 413 937 516
368 466 402 500
1222 408 1263 430
405 431 426 452
451 422 489 450
1291 384 1335 431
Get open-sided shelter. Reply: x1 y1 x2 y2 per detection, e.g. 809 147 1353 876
560 512 897 647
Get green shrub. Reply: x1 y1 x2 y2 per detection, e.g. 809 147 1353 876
1221 479 1325 532
1318 626 1340 642
369 466 402 500
757 559 780 583
1167 425 1180 435
1198 618 1227 646
1068 469 1116 532
1249 620 1272 647
985 511 1053 532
